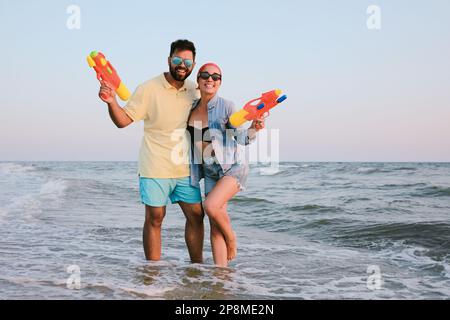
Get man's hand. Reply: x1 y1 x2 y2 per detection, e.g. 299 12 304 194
99 81 117 104
98 80 133 129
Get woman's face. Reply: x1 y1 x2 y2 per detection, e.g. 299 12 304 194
197 65 222 95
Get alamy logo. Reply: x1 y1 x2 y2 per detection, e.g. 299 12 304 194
66 265 81 290
366 265 383 290
367 5 382 30
66 5 81 30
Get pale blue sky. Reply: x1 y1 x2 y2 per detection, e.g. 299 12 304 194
1 0 449 161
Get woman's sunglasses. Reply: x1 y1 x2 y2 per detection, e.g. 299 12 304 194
171 56 194 68
198 71 222 81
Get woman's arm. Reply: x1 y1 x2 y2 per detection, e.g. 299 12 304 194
226 100 265 145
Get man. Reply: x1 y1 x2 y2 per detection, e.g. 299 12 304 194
98 40 204 262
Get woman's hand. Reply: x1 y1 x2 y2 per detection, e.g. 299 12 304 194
98 81 117 104
249 114 266 132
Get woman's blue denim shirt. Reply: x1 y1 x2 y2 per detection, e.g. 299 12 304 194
189 94 255 188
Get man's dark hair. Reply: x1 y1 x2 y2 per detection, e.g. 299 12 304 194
170 39 196 59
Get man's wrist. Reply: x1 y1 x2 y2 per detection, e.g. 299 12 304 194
107 99 119 108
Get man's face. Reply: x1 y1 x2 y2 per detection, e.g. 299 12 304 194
168 49 195 81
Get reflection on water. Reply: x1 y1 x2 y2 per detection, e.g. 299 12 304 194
140 265 162 286
134 262 238 299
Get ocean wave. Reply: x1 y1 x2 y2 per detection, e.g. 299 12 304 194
288 204 338 213
330 166 350 173
39 179 67 199
258 167 285 176
356 167 388 174
391 166 417 171
2 195 43 219
0 276 67 289
300 218 351 231
1 178 68 220
375 241 450 279
250 216 351 234
278 164 300 169
65 178 138 197
342 197 371 204
120 285 176 299
257 165 303 177
0 162 36 175
229 196 275 205
286 163 320 169
379 182 427 189
328 165 387 175
89 226 141 235
413 185 450 197
355 165 419 175
301 220 450 280
332 221 450 256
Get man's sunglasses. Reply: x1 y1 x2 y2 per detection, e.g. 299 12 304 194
198 71 222 81
171 56 194 68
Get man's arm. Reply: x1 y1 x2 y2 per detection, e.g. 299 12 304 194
107 99 133 128
99 81 133 128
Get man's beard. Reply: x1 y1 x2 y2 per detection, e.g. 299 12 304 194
170 65 192 81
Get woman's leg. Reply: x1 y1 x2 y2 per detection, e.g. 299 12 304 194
203 176 240 263
210 203 230 267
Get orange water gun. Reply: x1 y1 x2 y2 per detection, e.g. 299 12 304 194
229 90 287 127
87 51 131 101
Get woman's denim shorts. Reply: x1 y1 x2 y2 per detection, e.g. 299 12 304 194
202 161 249 195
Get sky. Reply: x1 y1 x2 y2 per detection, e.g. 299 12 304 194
1 0 449 162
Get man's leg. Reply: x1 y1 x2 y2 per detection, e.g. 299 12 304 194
143 205 166 261
178 201 204 263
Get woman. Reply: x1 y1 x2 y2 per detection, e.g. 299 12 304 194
188 63 265 267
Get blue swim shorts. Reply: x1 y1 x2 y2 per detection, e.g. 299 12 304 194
139 176 202 207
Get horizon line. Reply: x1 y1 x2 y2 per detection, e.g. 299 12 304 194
1 160 449 163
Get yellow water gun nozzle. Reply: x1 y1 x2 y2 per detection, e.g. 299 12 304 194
87 55 96 67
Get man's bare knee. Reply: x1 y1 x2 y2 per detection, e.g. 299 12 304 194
145 206 166 228
180 202 204 222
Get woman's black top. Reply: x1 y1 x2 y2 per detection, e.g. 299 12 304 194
187 125 212 144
